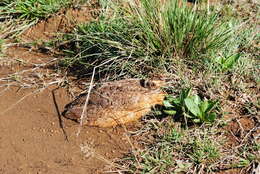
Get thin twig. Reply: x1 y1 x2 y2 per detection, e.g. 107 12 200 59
76 57 118 136
236 118 245 138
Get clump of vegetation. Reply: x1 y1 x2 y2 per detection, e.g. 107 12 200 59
213 53 241 72
0 0 71 21
0 0 72 38
163 88 219 124
60 0 235 78
118 122 222 173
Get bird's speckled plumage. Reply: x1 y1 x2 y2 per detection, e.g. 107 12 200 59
62 79 166 127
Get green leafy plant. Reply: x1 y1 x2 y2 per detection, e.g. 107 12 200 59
233 158 251 168
163 88 218 123
163 88 191 116
214 53 241 71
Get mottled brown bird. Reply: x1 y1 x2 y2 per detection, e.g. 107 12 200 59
62 79 166 127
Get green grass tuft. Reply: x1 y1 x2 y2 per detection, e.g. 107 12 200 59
0 0 72 38
59 0 236 78
0 0 71 21
187 137 220 164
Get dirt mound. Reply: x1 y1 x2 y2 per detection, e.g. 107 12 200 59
21 4 99 42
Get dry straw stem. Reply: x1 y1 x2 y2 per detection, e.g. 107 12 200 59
0 57 60 88
76 57 119 136
0 20 37 39
0 85 10 96
121 122 142 168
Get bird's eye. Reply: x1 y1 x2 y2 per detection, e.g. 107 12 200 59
140 79 146 87
146 81 156 88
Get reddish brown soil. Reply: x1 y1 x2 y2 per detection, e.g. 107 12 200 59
21 5 99 42
0 85 131 174
5 46 52 64
222 104 258 147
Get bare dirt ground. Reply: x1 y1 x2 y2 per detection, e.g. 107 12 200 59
0 85 131 174
0 45 135 174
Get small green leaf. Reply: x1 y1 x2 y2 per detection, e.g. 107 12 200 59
236 158 250 167
172 98 181 105
223 53 241 70
180 88 191 102
205 101 218 113
163 100 174 107
200 101 209 113
184 97 201 116
165 95 175 103
191 95 201 105
193 119 201 123
214 56 224 64
163 110 177 115
207 112 217 122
